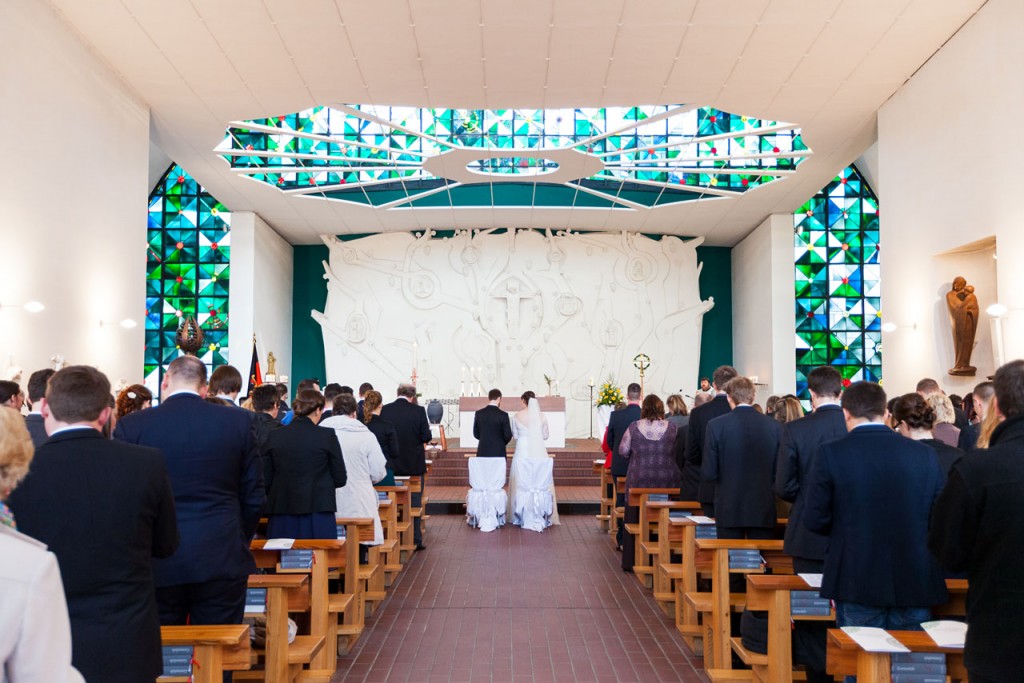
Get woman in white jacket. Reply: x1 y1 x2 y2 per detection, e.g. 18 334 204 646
320 393 387 547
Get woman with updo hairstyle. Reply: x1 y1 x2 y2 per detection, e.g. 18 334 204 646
115 384 152 420
773 396 805 426
362 389 397 486
891 393 963 476
926 393 961 448
618 394 681 572
262 389 348 539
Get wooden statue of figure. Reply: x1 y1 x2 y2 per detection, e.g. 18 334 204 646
946 276 979 376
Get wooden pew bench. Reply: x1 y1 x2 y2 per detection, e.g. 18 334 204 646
236 573 324 682
827 629 966 682
649 501 702 610
612 476 626 544
594 460 612 531
159 624 250 683
376 483 413 566
623 487 681 587
690 538 790 678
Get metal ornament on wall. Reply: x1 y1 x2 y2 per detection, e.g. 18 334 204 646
175 316 205 356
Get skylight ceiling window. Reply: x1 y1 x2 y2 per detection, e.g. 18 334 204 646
218 105 810 210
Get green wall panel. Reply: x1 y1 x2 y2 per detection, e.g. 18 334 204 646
695 246 733 382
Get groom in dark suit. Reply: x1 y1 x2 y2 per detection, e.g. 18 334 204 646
474 388 513 457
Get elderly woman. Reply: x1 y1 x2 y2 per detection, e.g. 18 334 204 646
0 408 84 682
263 389 348 539
926 393 961 448
619 394 681 572
892 393 964 476
362 390 397 487
321 394 388 548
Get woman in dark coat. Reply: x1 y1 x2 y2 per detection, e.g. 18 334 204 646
264 389 347 539
362 390 397 487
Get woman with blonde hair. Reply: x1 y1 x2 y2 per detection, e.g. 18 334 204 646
926 393 961 447
0 409 85 681
773 396 805 425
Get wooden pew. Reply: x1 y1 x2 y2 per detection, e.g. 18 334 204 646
690 538 790 677
827 629 966 682
594 460 612 531
612 476 626 543
394 476 419 560
624 487 685 588
376 483 413 564
160 624 250 683
250 537 353 672
237 574 321 682
668 516 717 648
746 576 968 683
650 502 703 615
337 517 385 619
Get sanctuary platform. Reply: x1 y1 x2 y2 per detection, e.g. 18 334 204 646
429 438 604 488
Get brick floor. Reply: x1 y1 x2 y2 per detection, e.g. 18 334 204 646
332 515 708 682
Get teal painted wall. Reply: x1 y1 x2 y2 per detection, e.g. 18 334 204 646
291 239 733 388
695 246 734 383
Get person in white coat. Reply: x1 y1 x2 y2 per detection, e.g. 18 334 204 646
320 393 388 547
0 407 84 683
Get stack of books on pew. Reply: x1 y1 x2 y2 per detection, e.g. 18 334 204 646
336 525 347 539
728 549 764 569
890 652 947 683
695 524 717 539
280 549 314 569
377 491 390 502
161 645 193 678
668 510 692 520
647 494 670 502
245 587 267 614
789 589 831 616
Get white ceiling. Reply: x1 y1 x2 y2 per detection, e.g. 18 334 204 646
49 0 984 246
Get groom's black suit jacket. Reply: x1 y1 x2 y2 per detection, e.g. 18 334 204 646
474 404 513 457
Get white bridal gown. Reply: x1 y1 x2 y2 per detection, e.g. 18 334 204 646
507 398 560 531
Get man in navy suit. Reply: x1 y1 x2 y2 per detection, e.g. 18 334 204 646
9 365 178 682
804 381 947 631
23 368 54 447
380 383 432 550
115 355 264 627
608 382 642 548
683 365 737 514
703 375 782 540
775 365 846 574
474 388 513 458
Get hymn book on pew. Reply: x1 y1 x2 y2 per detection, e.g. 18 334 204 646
891 652 948 682
280 549 314 569
161 645 193 677
245 588 267 614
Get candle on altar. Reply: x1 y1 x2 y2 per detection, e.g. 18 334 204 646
589 377 595 387
461 366 466 381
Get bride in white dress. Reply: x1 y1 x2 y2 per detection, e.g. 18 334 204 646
508 391 560 530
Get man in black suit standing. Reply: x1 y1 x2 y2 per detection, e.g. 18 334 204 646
775 365 846 574
608 382 642 548
380 383 432 550
115 355 264 628
930 360 1024 683
474 388 513 458
703 376 782 540
804 381 947 631
8 365 178 682
23 368 54 447
683 364 737 514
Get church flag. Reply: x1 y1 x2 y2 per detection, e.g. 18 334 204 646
247 337 262 395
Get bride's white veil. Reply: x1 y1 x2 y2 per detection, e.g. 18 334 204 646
526 398 549 459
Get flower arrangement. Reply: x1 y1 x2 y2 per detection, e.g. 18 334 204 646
596 379 624 407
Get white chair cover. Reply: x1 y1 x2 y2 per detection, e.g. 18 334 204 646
466 457 507 533
511 457 554 532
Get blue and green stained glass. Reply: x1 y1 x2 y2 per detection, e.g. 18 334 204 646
219 105 809 209
145 164 231 394
794 165 880 402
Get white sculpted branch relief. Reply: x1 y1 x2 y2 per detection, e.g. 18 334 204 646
313 229 714 438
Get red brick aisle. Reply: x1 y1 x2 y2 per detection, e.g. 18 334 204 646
332 515 708 682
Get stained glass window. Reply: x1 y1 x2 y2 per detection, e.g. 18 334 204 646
145 164 231 393
794 165 880 402
218 105 809 209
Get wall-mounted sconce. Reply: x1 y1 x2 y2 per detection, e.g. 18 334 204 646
880 322 918 333
0 300 45 313
99 318 138 329
985 302 1019 367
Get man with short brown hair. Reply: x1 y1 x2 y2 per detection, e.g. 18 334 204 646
9 365 178 682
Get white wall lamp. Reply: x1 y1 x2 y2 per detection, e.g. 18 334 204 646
0 300 45 313
880 321 918 333
99 318 138 329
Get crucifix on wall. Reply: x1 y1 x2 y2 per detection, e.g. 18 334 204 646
489 276 539 339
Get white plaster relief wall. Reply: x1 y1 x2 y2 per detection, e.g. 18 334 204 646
313 229 713 438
